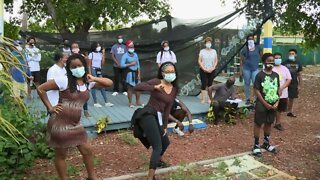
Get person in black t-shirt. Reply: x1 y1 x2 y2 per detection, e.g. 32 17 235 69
252 53 280 157
169 99 194 136
282 48 303 118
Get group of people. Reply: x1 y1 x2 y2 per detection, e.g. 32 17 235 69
8 33 303 180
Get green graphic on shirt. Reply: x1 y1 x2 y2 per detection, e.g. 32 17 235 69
261 76 279 103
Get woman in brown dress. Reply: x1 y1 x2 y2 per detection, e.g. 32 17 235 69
132 62 178 180
37 54 113 180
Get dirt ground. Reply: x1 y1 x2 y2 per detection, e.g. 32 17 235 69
27 66 320 179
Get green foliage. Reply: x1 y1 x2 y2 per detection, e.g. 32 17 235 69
229 0 320 49
66 163 80 178
39 50 55 70
4 21 20 40
118 131 138 145
28 19 59 33
8 0 170 33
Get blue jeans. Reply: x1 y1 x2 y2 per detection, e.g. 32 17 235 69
243 68 259 100
91 68 107 103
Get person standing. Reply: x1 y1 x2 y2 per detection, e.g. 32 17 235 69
110 35 128 96
37 54 113 180
272 53 292 131
252 53 280 156
46 52 68 106
61 39 72 56
282 49 303 118
198 37 218 103
156 40 177 67
132 62 178 180
89 42 114 107
240 34 261 105
25 36 41 96
120 40 142 108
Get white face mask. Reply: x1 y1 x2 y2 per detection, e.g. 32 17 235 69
128 48 134 53
96 46 101 52
205 43 212 48
247 40 255 49
16 46 23 52
118 39 123 44
164 47 170 51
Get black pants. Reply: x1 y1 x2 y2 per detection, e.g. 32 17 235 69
212 101 225 119
113 67 127 92
199 68 215 90
138 114 170 169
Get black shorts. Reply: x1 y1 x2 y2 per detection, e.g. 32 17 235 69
277 98 288 112
288 84 298 99
254 101 276 126
30 71 41 83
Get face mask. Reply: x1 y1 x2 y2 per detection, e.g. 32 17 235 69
96 46 101 52
247 40 255 49
118 39 123 44
29 43 34 47
163 73 176 83
128 48 134 53
274 58 282 65
16 46 23 52
289 56 295 61
226 80 235 88
72 48 80 54
164 47 170 51
70 66 85 78
205 43 212 48
265 63 274 70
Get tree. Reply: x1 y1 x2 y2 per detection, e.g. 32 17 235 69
5 0 170 33
228 0 320 49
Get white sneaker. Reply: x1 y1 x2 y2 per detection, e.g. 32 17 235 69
173 127 184 136
94 103 103 108
105 102 114 107
112 92 118 96
123 92 128 96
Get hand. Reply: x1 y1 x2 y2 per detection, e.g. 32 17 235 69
28 76 34 81
278 88 283 97
130 61 137 66
87 74 97 82
163 128 167 136
272 101 279 110
49 103 63 114
137 74 141 80
189 124 194 134
176 121 184 131
154 84 164 91
264 103 273 110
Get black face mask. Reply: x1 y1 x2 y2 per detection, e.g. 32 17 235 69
226 80 235 88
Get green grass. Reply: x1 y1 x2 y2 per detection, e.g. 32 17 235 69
118 131 138 145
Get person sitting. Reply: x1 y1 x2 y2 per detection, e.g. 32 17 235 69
169 99 194 136
207 76 236 124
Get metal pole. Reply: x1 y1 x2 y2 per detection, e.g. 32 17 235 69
263 0 273 53
0 0 4 37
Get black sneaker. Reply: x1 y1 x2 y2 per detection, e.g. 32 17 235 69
245 99 251 105
274 123 284 131
287 112 297 118
158 161 171 168
261 143 277 154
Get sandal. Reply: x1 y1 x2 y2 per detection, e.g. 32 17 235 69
252 145 262 157
261 143 277 153
287 112 297 117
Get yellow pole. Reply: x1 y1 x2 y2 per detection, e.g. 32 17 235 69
263 20 273 54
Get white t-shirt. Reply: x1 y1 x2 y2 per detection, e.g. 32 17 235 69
26 46 41 72
199 49 217 70
46 64 67 106
62 47 72 56
156 51 177 65
54 76 96 92
89 52 103 68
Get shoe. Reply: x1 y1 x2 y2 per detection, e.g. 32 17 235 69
129 104 135 108
84 111 91 118
261 143 277 154
274 123 284 131
173 127 184 136
123 92 128 96
245 99 251 105
287 112 297 118
157 160 171 168
136 103 144 108
94 103 103 107
112 92 118 96
252 145 262 157
105 102 114 107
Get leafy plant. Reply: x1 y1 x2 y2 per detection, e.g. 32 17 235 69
95 116 111 134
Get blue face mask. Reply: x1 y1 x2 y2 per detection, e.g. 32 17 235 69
163 73 176 83
275 58 282 65
70 66 85 78
288 55 295 61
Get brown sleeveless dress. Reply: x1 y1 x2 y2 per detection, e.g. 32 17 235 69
46 88 89 148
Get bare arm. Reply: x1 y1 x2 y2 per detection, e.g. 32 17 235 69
88 74 113 89
297 72 302 86
111 53 119 67
37 80 59 112
101 49 106 66
178 101 192 123
198 56 206 71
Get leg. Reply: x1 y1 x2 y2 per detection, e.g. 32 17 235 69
242 69 251 101
135 90 142 106
261 110 277 153
287 98 294 113
91 68 98 103
127 85 133 106
120 68 128 92
113 67 120 92
77 143 97 180
139 115 163 179
199 69 207 103
160 134 170 157
251 69 260 100
54 148 68 180
206 70 215 103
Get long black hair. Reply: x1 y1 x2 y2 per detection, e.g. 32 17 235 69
65 54 89 93
158 61 179 89
159 40 172 60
